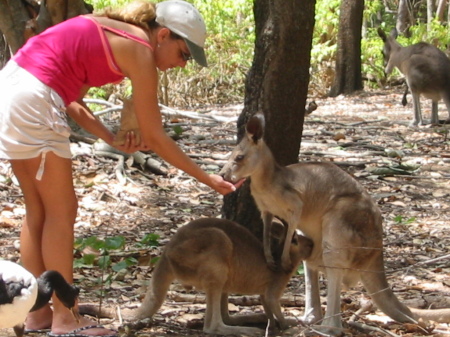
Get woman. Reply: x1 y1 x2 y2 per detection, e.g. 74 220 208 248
0 1 238 336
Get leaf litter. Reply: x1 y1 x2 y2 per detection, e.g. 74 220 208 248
0 88 449 337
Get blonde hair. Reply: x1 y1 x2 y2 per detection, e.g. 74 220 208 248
99 1 158 30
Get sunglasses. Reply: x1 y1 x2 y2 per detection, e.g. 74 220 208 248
181 50 192 62
172 32 193 62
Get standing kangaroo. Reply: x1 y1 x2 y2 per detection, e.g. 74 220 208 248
378 27 450 126
134 218 313 336
220 114 450 335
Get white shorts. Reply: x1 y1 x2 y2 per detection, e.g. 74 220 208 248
0 61 71 179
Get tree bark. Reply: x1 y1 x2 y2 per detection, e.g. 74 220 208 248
396 0 412 37
0 33 10 68
328 0 364 97
0 0 30 54
35 0 91 34
427 0 435 31
222 0 316 238
0 0 92 58
436 0 447 22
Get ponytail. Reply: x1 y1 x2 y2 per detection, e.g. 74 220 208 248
99 1 158 30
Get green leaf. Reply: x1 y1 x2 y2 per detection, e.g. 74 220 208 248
172 125 183 135
112 257 138 272
393 215 416 225
105 236 126 250
139 233 160 248
111 260 129 272
296 264 305 275
82 254 96 266
98 255 111 269
84 236 104 250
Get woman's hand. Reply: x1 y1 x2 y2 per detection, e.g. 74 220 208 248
208 174 244 195
112 131 146 154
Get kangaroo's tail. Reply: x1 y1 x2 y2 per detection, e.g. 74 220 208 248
361 252 450 324
135 253 175 320
360 252 416 323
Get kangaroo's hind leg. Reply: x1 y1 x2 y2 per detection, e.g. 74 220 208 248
204 279 263 335
441 92 450 124
261 289 294 330
410 91 423 126
317 196 382 335
313 218 350 335
188 228 262 336
221 293 268 326
301 262 322 325
430 101 439 125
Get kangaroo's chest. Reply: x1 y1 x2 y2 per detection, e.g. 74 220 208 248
251 183 303 222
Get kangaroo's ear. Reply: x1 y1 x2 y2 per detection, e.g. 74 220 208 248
377 27 387 41
246 114 265 143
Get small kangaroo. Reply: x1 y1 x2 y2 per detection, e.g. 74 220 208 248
112 97 141 146
134 217 313 335
219 114 450 335
378 27 450 126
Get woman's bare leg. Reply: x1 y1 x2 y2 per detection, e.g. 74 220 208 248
11 152 115 335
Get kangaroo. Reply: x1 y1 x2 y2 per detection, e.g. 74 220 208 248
219 114 450 335
378 27 450 126
112 97 141 146
134 217 313 336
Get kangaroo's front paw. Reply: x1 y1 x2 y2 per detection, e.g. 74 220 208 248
265 254 278 271
267 259 278 271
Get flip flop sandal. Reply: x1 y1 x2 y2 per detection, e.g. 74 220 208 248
25 329 51 334
47 325 118 337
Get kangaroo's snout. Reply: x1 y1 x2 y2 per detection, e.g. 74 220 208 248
219 157 242 184
218 165 227 179
219 163 232 182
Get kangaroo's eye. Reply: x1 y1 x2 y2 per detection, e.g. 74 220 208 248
235 155 244 162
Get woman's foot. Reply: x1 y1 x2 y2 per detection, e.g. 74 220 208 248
25 305 53 331
50 316 117 337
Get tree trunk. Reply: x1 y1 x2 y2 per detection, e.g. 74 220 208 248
0 0 30 54
328 0 364 97
35 0 91 34
436 0 447 22
222 0 316 239
0 0 92 58
427 0 435 31
396 0 412 37
448 0 450 23
0 33 10 68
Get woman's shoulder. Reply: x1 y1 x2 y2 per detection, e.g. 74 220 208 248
90 15 150 41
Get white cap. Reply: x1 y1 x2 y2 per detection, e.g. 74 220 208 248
156 0 207 67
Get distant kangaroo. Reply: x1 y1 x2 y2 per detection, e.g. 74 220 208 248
220 114 450 335
378 27 450 126
134 218 313 335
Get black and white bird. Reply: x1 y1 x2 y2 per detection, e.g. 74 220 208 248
0 260 81 337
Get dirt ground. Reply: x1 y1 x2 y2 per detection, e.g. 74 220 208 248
1 88 449 337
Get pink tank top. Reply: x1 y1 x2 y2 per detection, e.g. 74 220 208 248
13 16 153 106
